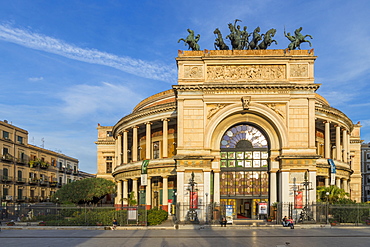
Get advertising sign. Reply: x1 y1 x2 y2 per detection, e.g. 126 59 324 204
226 205 233 224
128 208 137 220
294 191 303 209
190 192 198 209
258 202 267 215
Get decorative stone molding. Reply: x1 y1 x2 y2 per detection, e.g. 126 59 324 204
207 103 227 119
184 65 203 79
290 64 308 78
263 103 286 119
206 64 286 82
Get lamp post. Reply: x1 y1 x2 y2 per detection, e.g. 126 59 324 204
187 172 199 224
205 192 208 224
326 192 330 224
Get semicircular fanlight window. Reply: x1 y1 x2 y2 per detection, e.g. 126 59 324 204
220 125 268 149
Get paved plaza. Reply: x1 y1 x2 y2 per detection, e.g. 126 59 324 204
1 227 369 247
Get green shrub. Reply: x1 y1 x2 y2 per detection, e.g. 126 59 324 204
147 208 168 226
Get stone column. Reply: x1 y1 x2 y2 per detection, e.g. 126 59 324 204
343 179 348 193
145 122 152 160
280 171 290 202
123 179 128 206
132 178 138 200
336 125 341 161
213 171 220 204
162 176 168 212
325 121 331 159
162 119 169 158
336 178 341 188
117 134 122 167
343 130 348 163
145 177 152 210
115 180 122 207
270 172 277 203
325 177 330 187
123 130 128 164
132 126 138 162
177 171 184 204
309 171 316 203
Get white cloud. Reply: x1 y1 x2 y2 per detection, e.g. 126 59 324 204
28 76 44 81
59 82 142 120
0 23 177 83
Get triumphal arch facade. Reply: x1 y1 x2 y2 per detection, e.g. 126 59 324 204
98 49 361 222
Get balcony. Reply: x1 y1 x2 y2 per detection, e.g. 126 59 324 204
40 180 49 186
66 168 73 174
49 181 58 187
16 158 28 165
29 160 40 168
0 175 13 182
16 177 27 184
40 161 50 169
29 178 39 185
16 196 27 202
1 153 14 163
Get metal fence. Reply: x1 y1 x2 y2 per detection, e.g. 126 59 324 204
275 202 370 225
174 202 227 224
1 203 147 226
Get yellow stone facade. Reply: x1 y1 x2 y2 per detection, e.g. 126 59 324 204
1 120 79 207
96 50 361 221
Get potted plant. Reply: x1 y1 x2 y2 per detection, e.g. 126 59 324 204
267 216 274 222
329 219 338 226
38 221 46 226
6 221 15 226
365 219 370 225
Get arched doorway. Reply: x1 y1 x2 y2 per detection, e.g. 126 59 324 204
219 124 269 219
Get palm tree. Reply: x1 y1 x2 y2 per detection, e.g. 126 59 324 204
316 185 349 203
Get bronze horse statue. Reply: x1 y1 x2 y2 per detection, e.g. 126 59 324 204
285 27 313 50
178 29 200 51
213 28 229 50
226 19 244 50
248 27 262 50
257 28 277 50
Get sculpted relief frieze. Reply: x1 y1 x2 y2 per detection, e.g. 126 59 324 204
184 65 203 78
206 64 286 82
290 64 308 78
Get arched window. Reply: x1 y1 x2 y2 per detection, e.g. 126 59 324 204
220 124 269 198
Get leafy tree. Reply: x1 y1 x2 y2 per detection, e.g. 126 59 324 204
52 177 115 204
316 185 349 203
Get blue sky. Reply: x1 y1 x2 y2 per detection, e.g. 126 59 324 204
0 0 369 174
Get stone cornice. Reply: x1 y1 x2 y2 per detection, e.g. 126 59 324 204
173 83 320 93
315 104 353 130
112 102 177 136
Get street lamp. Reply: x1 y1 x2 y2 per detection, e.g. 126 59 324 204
186 172 199 224
326 192 330 224
205 192 208 224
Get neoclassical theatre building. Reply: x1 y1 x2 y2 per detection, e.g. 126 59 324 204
96 49 362 220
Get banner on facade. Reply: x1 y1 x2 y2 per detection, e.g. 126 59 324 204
190 192 198 209
328 159 336 185
141 174 148 186
294 191 303 209
141 159 149 174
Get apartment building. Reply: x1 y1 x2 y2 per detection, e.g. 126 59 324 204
0 120 79 205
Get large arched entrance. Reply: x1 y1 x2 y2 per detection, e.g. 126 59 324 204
219 124 270 219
